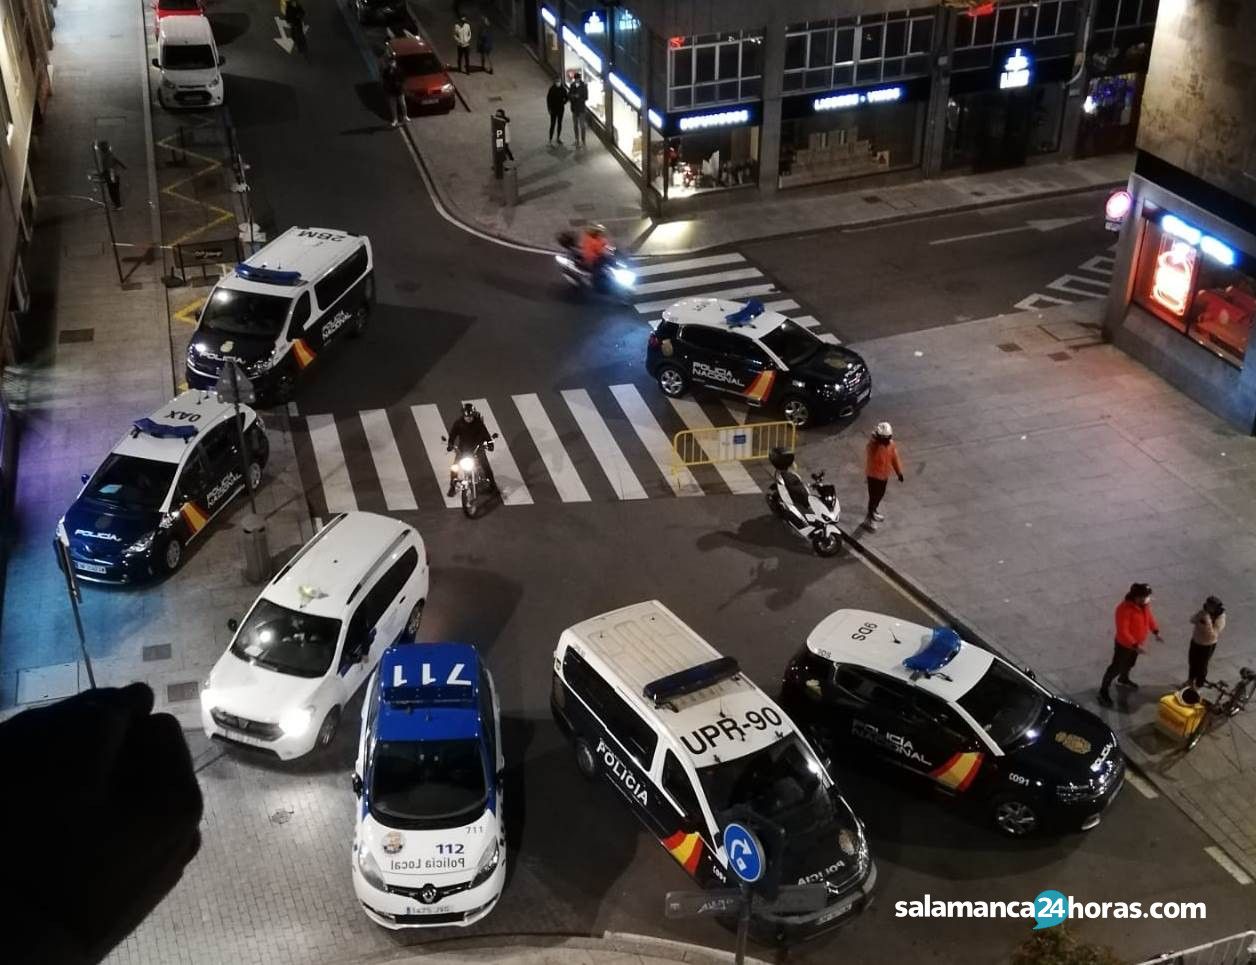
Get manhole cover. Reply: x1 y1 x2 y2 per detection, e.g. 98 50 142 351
166 681 199 703
142 644 172 662
59 328 94 343
270 808 295 825
1048 351 1072 361
997 342 1023 353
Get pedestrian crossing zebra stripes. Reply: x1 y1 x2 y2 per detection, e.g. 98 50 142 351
289 383 787 517
1014 245 1115 312
630 250 841 346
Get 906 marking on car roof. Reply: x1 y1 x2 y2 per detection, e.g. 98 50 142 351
680 706 784 757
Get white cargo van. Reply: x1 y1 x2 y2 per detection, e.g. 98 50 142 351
153 15 224 109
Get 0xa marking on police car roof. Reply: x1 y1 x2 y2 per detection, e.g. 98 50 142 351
680 706 784 757
851 720 930 765
596 737 648 805
166 409 203 422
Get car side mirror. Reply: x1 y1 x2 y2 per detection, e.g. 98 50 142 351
1023 667 1037 681
151 58 161 69
81 472 90 484
227 618 239 632
352 774 363 797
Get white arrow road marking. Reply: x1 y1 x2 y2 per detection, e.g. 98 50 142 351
273 16 306 53
929 215 1092 246
1014 292 1072 311
1046 273 1110 298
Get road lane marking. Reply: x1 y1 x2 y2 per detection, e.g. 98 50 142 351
410 403 462 509
467 398 532 506
634 253 746 276
561 389 648 500
1204 845 1253 885
666 398 760 495
763 299 799 313
634 283 777 315
513 393 591 503
1046 273 1110 297
1125 771 1158 799
1014 292 1072 311
359 409 417 511
632 266 764 296
793 314 821 328
818 332 842 344
610 384 701 497
1079 255 1115 275
305 414 357 514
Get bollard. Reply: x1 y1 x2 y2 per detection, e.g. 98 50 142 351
241 513 272 583
503 163 518 207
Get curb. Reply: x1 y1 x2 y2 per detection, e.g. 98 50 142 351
335 931 772 965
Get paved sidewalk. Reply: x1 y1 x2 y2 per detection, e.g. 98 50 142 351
797 298 1256 881
402 0 1130 255
354 937 771 965
0 0 313 727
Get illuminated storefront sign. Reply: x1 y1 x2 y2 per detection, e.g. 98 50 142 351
678 108 750 131
561 25 603 74
540 6 557 27
1151 241 1196 316
583 10 604 34
608 72 641 110
999 48 1032 90
647 108 663 130
1161 213 1236 266
813 85 904 112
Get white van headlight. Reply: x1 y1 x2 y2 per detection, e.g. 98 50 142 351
278 705 314 737
356 843 386 890
470 839 501 886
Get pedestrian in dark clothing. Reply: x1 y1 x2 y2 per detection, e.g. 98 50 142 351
93 140 127 209
568 72 589 146
1098 582 1162 707
284 0 307 55
863 421 904 530
453 15 472 73
382 59 406 127
546 78 568 143
1187 596 1226 688
477 17 494 73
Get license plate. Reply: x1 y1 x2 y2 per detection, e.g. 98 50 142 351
226 730 269 747
816 896 857 925
74 561 108 574
404 904 451 916
421 97 439 104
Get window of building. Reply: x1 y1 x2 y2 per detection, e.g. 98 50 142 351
952 0 1078 70
784 9 933 95
668 30 764 111
1132 216 1254 367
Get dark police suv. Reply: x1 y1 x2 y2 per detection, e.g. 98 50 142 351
56 390 268 583
780 609 1124 837
645 297 871 428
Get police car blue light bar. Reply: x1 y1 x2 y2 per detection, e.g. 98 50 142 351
903 627 962 675
234 264 304 286
725 299 765 326
643 656 740 706
132 417 198 440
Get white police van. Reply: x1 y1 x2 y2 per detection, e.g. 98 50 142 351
185 226 374 402
550 600 875 941
352 642 506 928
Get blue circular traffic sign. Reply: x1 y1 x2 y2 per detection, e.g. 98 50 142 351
723 822 765 884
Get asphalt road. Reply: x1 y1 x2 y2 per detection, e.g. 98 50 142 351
119 3 1256 963
742 190 1119 344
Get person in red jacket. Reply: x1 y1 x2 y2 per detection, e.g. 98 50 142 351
1098 582 1162 707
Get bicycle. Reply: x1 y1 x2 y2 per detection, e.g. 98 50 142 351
1184 667 1256 751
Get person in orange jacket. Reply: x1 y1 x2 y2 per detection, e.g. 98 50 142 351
1098 582 1162 707
579 223 611 272
864 421 904 530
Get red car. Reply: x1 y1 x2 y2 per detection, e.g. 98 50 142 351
383 37 455 114
154 0 204 37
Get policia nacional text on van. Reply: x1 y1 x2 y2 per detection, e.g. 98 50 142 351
551 601 875 942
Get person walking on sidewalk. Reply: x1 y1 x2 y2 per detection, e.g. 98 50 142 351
477 17 494 74
568 72 589 147
382 57 406 127
1187 595 1226 689
863 422 904 531
454 15 472 74
284 0 308 56
1098 582 1162 707
546 77 568 143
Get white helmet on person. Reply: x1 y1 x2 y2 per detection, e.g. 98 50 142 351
874 421 893 439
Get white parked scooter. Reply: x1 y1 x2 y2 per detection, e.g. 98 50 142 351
765 447 842 557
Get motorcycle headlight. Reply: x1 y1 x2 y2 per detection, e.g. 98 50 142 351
610 267 636 288
458 455 476 473
356 842 387 890
278 705 314 738
125 531 156 555
470 839 501 887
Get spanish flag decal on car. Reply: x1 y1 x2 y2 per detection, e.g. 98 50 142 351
662 830 703 875
180 501 209 534
292 339 317 369
930 751 983 792
743 370 776 404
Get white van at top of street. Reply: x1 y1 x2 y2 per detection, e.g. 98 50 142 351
153 15 224 109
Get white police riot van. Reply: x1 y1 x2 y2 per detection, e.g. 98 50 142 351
185 226 374 402
352 642 506 928
550 600 875 941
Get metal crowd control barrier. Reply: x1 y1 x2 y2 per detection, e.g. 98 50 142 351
672 420 796 478
1136 931 1256 965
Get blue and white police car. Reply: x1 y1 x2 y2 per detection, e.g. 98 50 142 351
351 642 506 928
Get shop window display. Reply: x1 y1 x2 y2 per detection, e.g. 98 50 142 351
1133 218 1254 366
654 126 760 197
779 100 923 187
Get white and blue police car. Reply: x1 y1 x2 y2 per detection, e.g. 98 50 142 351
351 642 506 928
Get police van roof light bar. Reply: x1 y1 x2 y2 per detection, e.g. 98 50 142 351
643 656 741 707
903 627 962 679
234 264 304 286
132 418 198 442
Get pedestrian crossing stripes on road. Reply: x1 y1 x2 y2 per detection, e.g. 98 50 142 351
1014 245 1116 312
630 250 841 343
290 384 787 516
